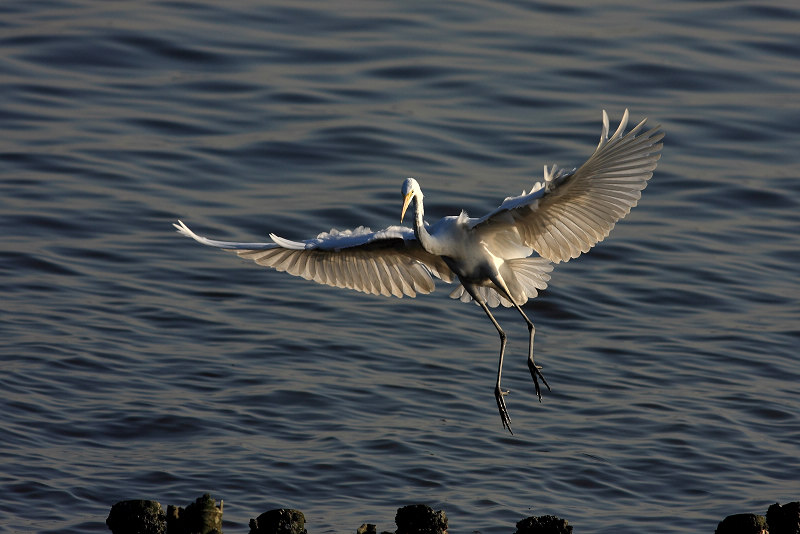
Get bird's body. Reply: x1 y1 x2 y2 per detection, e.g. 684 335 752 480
175 109 663 433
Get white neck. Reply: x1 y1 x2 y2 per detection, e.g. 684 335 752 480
411 193 436 252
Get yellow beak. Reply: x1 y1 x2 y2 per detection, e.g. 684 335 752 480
401 192 414 223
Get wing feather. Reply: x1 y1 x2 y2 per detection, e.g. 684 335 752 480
372 256 392 295
377 258 399 296
360 255 379 294
318 256 333 286
383 258 407 297
173 220 454 298
331 256 346 289
393 263 416 296
368 255 388 295
471 110 663 263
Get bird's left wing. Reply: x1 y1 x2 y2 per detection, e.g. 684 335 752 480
471 109 664 263
174 220 454 298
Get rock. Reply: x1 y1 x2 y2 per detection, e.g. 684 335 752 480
166 493 223 534
357 524 378 534
395 504 447 534
249 508 307 534
515 514 572 534
767 502 800 534
106 500 166 534
715 513 768 534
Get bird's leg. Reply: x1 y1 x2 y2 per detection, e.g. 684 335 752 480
510 301 551 401
465 285 513 433
493 283 552 402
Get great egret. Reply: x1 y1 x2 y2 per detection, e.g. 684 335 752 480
175 109 663 433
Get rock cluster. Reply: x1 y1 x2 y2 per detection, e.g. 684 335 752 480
107 495 800 534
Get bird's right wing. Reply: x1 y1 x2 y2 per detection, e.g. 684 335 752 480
471 110 664 263
174 220 454 298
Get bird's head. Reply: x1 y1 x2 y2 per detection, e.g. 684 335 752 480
401 177 421 222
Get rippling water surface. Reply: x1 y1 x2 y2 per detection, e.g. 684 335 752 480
2 1 798 533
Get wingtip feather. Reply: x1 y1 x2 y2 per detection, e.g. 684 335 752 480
611 109 630 140
174 219 200 241
269 233 306 250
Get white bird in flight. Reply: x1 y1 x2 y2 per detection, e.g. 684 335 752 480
175 109 663 433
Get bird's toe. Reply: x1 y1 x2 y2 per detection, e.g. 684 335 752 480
494 385 513 434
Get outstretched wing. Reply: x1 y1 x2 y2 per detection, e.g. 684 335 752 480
174 220 454 298
472 109 664 263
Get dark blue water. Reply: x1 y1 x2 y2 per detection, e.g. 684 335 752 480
2 1 798 533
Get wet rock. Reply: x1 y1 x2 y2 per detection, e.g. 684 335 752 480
357 523 378 534
515 514 572 534
249 508 307 534
166 493 223 534
106 500 166 534
767 502 800 534
715 513 768 534
395 504 447 534
356 524 379 534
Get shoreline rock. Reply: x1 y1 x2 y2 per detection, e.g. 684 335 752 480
249 508 307 534
767 502 800 534
714 513 767 534
107 496 799 534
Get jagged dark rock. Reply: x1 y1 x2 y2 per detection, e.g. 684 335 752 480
767 502 800 534
715 513 768 534
395 504 447 534
249 508 307 534
166 493 223 534
515 514 572 534
106 500 166 534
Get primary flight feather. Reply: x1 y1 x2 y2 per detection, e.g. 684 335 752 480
175 109 663 433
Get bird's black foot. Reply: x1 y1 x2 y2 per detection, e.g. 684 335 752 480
527 357 551 402
494 385 513 434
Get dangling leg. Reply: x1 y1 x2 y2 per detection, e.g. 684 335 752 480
464 284 513 433
494 284 552 402
511 301 550 401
